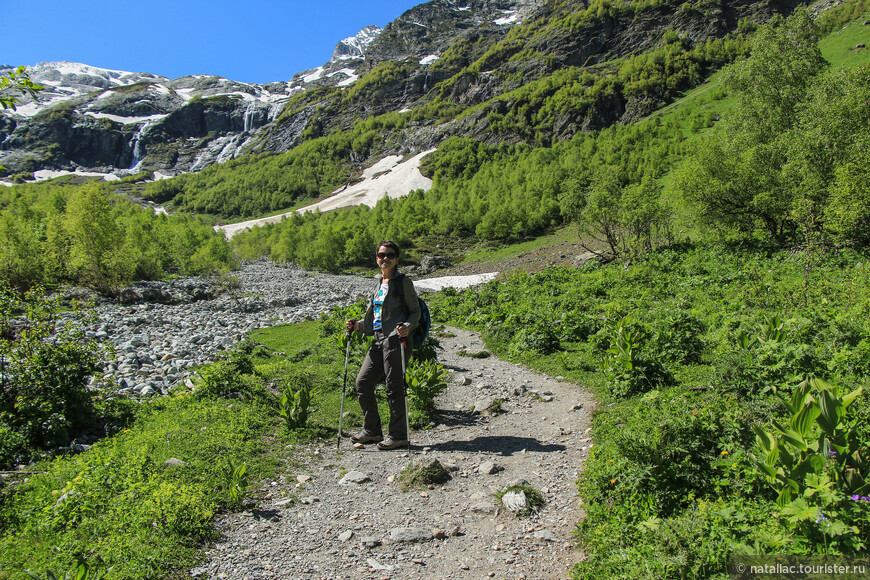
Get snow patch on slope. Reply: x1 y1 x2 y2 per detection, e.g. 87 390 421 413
216 150 435 239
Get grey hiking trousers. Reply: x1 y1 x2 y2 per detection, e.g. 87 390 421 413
355 331 411 440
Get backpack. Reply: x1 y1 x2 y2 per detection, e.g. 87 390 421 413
411 297 431 348
391 274 431 348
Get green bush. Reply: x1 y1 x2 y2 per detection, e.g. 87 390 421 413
278 374 316 431
508 324 560 357
752 376 869 553
192 340 268 402
598 315 674 399
405 359 449 428
717 315 821 397
0 285 105 462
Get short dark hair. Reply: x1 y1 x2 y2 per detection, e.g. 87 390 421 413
376 240 400 257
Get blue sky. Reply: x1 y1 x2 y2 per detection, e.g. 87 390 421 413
2 0 423 84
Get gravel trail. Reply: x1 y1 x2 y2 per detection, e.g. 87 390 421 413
196 327 597 580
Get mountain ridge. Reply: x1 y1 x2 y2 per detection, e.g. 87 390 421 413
1 0 801 186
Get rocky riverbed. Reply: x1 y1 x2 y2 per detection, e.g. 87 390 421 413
58 261 374 397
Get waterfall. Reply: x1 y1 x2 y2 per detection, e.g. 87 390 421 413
129 121 154 169
268 98 289 122
243 100 257 133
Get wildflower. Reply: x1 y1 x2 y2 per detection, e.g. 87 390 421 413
692 411 698 415
852 495 860 501
721 451 729 456
828 450 837 456
610 479 616 484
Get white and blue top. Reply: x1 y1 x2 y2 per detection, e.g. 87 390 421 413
372 282 389 331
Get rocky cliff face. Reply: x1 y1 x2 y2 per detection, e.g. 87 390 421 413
1 0 801 181
0 63 298 175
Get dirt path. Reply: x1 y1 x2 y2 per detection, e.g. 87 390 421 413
196 327 597 580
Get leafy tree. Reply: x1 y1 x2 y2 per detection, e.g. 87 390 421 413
723 9 826 138
673 9 828 241
63 184 132 291
0 65 42 110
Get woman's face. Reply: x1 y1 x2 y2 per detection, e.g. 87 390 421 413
376 245 398 271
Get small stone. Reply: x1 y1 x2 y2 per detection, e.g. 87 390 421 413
502 490 529 513
361 536 382 549
296 474 312 483
432 527 447 539
389 527 433 543
533 529 558 542
470 502 496 514
338 530 354 542
478 461 503 475
339 471 370 485
163 458 186 468
367 558 392 571
353 442 365 449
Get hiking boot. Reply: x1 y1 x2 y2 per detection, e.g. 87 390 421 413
377 437 409 450
351 430 383 444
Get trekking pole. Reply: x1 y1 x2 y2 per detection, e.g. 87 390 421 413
337 331 352 450
400 334 411 452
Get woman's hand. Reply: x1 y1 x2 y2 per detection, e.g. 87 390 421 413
396 323 410 338
345 319 359 333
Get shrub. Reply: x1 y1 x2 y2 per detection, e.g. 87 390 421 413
508 324 560 357
192 340 268 401
650 309 706 365
752 376 868 553
405 359 449 428
278 374 316 431
558 309 602 342
0 285 105 460
717 315 821 397
598 315 673 398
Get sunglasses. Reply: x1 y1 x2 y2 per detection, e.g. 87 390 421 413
377 252 397 259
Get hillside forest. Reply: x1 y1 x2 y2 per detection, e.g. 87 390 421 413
1 1 869 578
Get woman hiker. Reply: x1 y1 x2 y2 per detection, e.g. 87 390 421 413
345 240 421 450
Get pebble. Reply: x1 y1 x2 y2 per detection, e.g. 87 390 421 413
339 471 370 485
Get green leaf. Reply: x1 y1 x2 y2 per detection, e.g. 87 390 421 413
778 427 809 452
776 486 794 508
817 388 843 436
780 497 819 523
754 425 776 454
791 402 820 438
842 386 863 408
825 520 850 537
790 377 812 411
